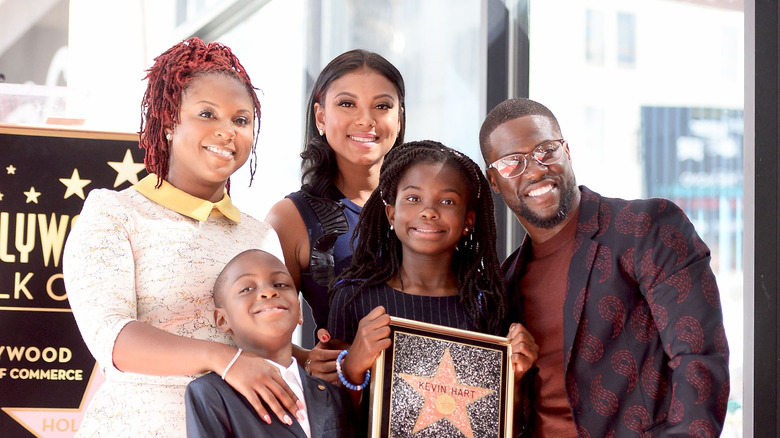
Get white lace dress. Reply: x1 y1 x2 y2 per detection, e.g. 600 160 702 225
63 183 282 437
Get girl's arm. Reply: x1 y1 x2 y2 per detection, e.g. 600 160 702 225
507 322 539 380
334 306 391 408
339 306 392 388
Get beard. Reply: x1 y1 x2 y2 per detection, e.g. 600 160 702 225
511 174 577 229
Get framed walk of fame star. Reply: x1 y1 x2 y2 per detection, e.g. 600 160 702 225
369 316 514 438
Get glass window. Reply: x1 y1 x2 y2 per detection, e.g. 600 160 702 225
617 12 636 66
222 0 484 218
585 9 605 65
0 1 69 87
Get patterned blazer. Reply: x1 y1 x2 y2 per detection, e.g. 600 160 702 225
504 186 729 437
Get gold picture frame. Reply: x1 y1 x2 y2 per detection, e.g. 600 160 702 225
369 316 514 438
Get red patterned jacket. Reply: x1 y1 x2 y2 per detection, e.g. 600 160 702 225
504 186 729 438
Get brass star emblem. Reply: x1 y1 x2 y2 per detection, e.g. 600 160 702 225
399 348 494 437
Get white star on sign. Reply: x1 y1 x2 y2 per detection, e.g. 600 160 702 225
24 187 41 204
60 169 91 200
108 149 146 187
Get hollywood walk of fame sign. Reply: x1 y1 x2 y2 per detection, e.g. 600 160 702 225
369 317 514 438
0 125 142 437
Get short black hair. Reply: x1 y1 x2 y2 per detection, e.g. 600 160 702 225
478 97 562 162
213 249 265 308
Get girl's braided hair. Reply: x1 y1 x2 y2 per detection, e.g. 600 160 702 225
139 37 262 190
333 140 506 334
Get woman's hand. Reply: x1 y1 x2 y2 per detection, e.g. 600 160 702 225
222 350 305 425
341 306 391 385
507 322 539 380
113 321 304 425
307 329 347 384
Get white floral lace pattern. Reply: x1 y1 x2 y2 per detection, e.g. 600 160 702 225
63 187 283 436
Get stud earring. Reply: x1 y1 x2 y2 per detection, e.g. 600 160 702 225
464 227 469 233
166 133 172 141
390 224 394 231
318 128 324 136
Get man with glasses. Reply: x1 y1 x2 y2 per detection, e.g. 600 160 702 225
479 98 729 437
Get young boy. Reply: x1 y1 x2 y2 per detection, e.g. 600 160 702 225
185 249 355 437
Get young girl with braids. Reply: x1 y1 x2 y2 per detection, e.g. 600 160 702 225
327 140 539 426
63 38 303 436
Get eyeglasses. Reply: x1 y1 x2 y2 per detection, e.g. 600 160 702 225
487 139 566 179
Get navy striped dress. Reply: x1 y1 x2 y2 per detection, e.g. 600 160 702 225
327 282 477 343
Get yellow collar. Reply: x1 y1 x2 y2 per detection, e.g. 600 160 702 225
133 174 241 223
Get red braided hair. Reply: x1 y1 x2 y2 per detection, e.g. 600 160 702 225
138 37 262 190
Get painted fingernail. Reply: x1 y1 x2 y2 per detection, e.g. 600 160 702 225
321 333 330 342
263 414 272 424
297 400 306 410
284 415 292 425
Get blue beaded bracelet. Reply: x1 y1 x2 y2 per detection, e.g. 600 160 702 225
336 349 370 391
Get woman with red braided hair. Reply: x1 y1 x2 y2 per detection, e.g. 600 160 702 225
63 38 303 436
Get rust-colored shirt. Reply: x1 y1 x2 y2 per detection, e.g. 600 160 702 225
521 209 579 438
